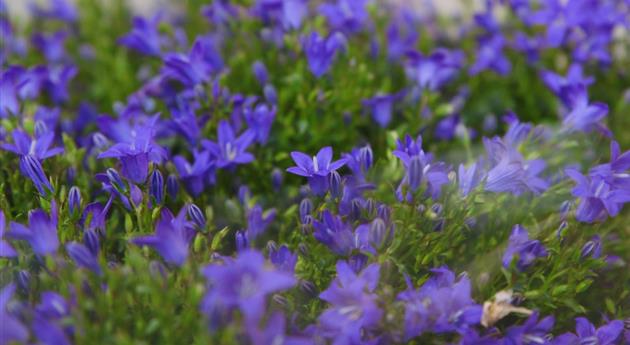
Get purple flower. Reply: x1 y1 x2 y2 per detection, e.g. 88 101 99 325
393 134 450 200
8 203 59 256
302 32 346 78
246 205 276 240
29 0 78 22
31 30 68 62
149 169 164 204
201 249 296 326
287 146 347 195
20 155 55 195
554 318 623 345
161 36 223 87
565 169 630 223
252 60 269 85
342 145 373 182
541 64 594 103
318 0 369 34
312 210 362 256
131 207 196 267
41 64 77 104
435 114 460 141
1 129 64 160
244 104 276 144
458 162 482 197
385 15 419 61
502 225 548 270
173 150 216 197
469 34 511 76
0 209 17 257
362 93 399 128
202 120 255 169
405 49 464 91
580 235 602 259
0 67 22 117
560 84 609 135
66 242 101 275
202 0 238 25
589 140 630 189
269 244 297 273
253 0 308 30
118 15 164 56
68 186 81 215
0 284 29 344
98 119 166 183
504 312 554 345
397 267 482 339
80 198 113 233
317 261 381 344
33 292 72 345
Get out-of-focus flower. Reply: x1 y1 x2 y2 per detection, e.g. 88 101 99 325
502 225 548 270
553 318 624 345
405 49 464 91
318 0 369 34
362 92 401 128
118 15 165 56
398 267 482 339
246 205 276 240
29 0 78 22
31 30 68 63
8 203 59 256
244 104 276 144
68 186 81 215
162 36 223 87
560 84 609 135
201 249 296 326
302 32 346 78
269 244 297 273
287 146 347 195
173 150 216 197
470 35 511 76
503 312 554 345
0 284 29 344
0 209 18 258
66 241 101 275
131 207 196 267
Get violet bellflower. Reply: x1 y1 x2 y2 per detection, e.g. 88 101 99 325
8 202 59 256
80 197 113 233
118 15 164 56
246 204 276 240
0 209 18 258
405 48 464 91
565 170 630 223
244 104 276 144
560 84 610 135
287 146 347 196
97 119 166 184
318 0 370 34
385 14 419 61
469 34 511 76
458 162 483 197
32 291 72 345
540 63 594 103
131 207 196 267
252 0 308 30
397 267 482 339
202 120 255 169
393 134 450 201
317 261 381 344
502 224 548 270
553 317 624 345
268 244 297 273
302 31 347 78
31 30 68 63
0 283 29 344
161 36 223 87
503 312 554 345
173 150 216 197
29 0 78 22
362 92 400 128
65 241 102 275
41 64 77 104
342 145 373 182
200 249 296 327
1 129 64 160
312 210 370 256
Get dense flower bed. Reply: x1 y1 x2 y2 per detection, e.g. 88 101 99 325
1 0 630 344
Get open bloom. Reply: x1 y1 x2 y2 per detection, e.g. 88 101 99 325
8 203 59 256
131 207 196 267
173 150 216 197
565 170 630 223
560 84 609 135
405 48 464 91
302 32 346 78
318 261 381 344
287 146 347 195
553 318 624 345
118 15 164 56
202 120 255 169
1 129 64 160
502 225 548 270
201 249 296 326
98 119 166 183
161 36 223 87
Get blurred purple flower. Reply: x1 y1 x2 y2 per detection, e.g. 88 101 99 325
8 203 59 256
318 0 369 34
244 104 276 144
302 32 346 78
0 284 29 344
406 48 464 91
0 209 18 258
162 36 223 87
502 224 548 270
118 15 164 56
174 150 216 197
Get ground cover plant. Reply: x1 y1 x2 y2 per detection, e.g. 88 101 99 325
1 0 630 344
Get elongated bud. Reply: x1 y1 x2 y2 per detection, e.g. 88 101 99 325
166 174 179 200
377 204 391 223
188 204 206 229
328 171 342 198
431 203 443 217
149 169 164 204
106 168 126 192
359 145 373 172
271 169 283 191
20 155 54 195
130 184 143 207
83 229 100 256
149 260 168 281
252 60 268 85
92 132 110 149
238 186 251 205
34 121 49 137
369 218 387 250
68 186 81 215
16 270 31 292
364 199 376 217
350 199 363 221
581 236 602 259
264 84 277 104
408 156 423 191
299 198 312 224
266 240 278 253
299 280 318 297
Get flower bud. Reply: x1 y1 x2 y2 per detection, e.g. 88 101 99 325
130 184 143 207
299 198 312 224
377 204 391 223
359 145 373 172
166 174 179 200
264 84 277 104
369 218 387 250
408 156 423 191
83 229 100 256
68 186 81 215
188 204 206 229
149 169 164 204
271 168 283 191
581 236 602 259
106 168 126 192
328 171 342 198
235 231 249 251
